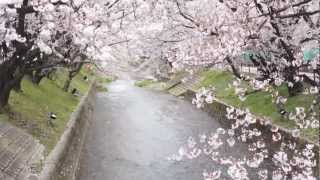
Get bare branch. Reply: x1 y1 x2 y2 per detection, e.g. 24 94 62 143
174 0 199 28
258 0 313 17
107 0 121 9
108 39 131 46
276 10 320 19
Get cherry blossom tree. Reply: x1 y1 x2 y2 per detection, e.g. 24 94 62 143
0 0 143 109
0 0 319 178
139 0 320 179
146 0 254 74
244 0 320 96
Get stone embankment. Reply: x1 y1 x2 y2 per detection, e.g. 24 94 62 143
39 83 96 180
0 122 44 180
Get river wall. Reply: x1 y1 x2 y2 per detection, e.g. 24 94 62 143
39 83 96 180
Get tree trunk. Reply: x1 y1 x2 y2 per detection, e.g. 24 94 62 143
32 69 45 85
288 82 304 97
0 75 17 111
225 56 243 79
0 0 32 110
63 62 84 92
10 65 26 92
0 59 19 110
13 74 24 92
0 83 12 112
63 75 72 92
284 66 304 96
32 74 45 85
46 69 57 80
25 70 33 79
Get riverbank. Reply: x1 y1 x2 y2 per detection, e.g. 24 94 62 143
196 70 319 143
0 68 109 156
40 82 97 180
136 69 319 144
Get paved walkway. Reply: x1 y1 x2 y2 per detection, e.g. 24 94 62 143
78 80 265 180
0 122 44 180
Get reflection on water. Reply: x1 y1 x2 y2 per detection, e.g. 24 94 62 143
82 80 319 180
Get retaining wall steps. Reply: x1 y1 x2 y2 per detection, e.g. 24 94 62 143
164 72 191 90
0 122 44 180
165 79 182 90
168 75 203 96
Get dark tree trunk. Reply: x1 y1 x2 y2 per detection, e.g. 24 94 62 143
32 69 46 85
0 83 12 112
46 69 57 80
13 74 24 92
63 75 73 92
283 66 304 96
0 60 18 110
63 62 84 92
288 81 304 97
0 0 34 110
225 56 243 79
25 70 33 79
10 65 27 92
32 74 45 85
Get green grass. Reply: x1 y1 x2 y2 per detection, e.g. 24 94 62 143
3 68 94 155
0 114 9 122
95 74 113 92
197 70 319 142
135 79 167 91
135 79 157 87
52 69 91 94
96 75 113 84
96 85 108 92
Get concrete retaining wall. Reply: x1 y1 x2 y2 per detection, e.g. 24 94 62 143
39 83 96 180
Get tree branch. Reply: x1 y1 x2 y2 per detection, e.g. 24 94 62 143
174 0 199 27
258 0 313 17
276 10 320 19
108 39 130 46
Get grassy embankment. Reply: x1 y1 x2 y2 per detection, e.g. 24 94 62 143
96 75 113 92
197 70 319 142
117 70 318 142
135 79 157 87
135 79 168 90
0 68 110 155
